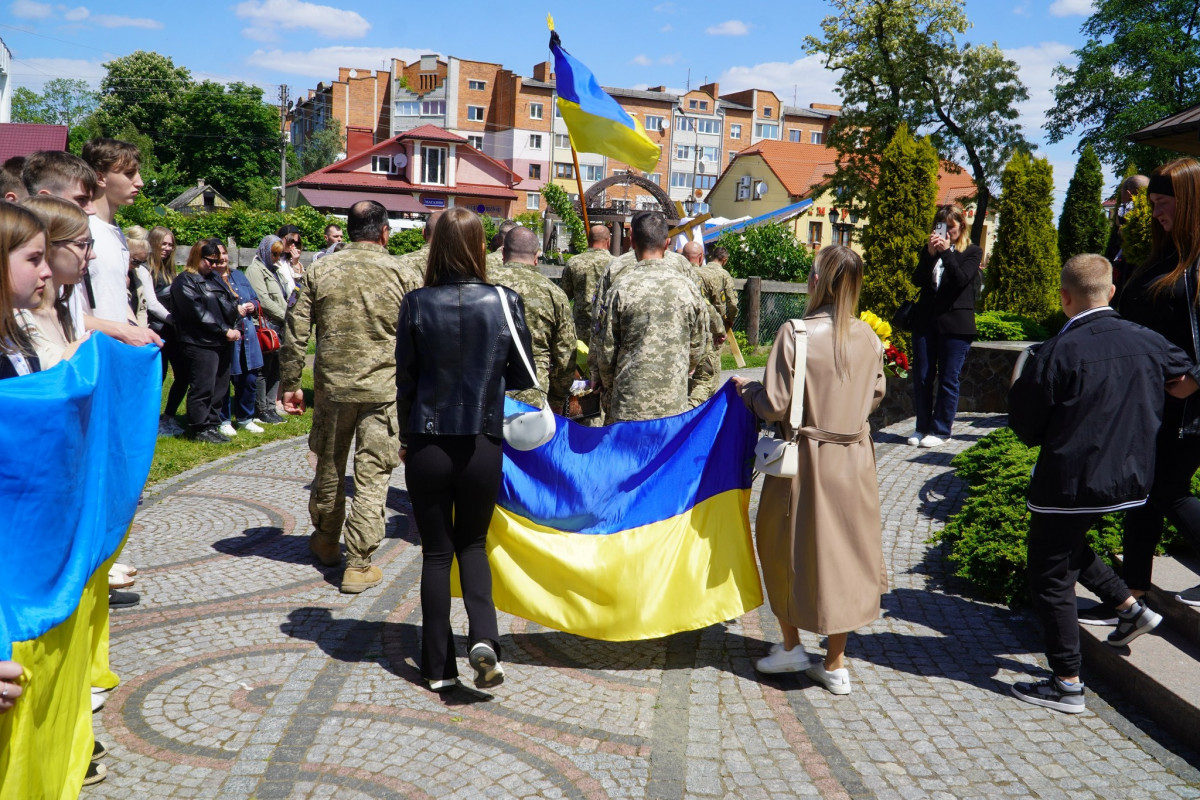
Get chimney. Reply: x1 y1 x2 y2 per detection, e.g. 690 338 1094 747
532 60 554 82
345 126 375 158
701 81 719 99
197 179 205 188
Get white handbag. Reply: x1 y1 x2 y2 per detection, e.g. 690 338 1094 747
496 286 557 451
752 319 807 478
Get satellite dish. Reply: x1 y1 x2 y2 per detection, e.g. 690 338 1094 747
661 120 670 130
755 181 768 198
697 163 706 174
348 69 358 78
392 153 409 169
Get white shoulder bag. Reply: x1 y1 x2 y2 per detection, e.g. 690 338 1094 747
496 286 556 450
752 319 807 478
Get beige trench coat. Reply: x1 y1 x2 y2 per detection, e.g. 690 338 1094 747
739 310 887 635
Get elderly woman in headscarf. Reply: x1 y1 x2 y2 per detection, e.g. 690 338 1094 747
244 234 290 424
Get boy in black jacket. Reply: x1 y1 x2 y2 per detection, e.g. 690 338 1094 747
1007 253 1198 714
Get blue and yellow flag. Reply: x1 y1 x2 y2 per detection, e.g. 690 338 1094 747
470 382 763 641
548 23 661 173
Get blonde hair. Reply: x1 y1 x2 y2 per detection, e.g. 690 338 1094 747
805 245 864 381
19 195 87 342
1061 253 1113 302
934 205 971 250
147 226 175 286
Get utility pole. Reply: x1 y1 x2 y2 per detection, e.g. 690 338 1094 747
278 83 289 213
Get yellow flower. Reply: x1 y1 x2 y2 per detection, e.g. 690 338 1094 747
859 310 892 340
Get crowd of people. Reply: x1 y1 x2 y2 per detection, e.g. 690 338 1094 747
6 134 1200 793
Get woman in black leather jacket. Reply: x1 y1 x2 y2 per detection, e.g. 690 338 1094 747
908 204 983 449
170 238 242 443
395 207 534 692
1117 158 1200 608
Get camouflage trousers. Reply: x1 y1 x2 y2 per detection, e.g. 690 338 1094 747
688 349 722 408
308 394 401 569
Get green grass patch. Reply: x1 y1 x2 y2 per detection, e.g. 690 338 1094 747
149 367 315 485
720 352 770 371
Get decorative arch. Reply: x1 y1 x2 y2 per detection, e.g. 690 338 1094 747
582 171 676 216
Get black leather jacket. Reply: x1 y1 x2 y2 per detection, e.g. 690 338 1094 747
395 279 535 444
170 270 238 347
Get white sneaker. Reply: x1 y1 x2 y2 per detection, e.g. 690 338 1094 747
755 642 812 674
218 421 237 438
113 562 137 577
91 690 106 712
805 663 852 695
905 431 921 446
919 435 945 448
237 419 265 434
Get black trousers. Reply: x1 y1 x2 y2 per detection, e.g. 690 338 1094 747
182 342 231 432
407 433 504 681
1027 511 1131 678
1122 426 1200 590
163 335 190 418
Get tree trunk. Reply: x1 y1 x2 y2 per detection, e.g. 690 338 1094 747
971 186 990 247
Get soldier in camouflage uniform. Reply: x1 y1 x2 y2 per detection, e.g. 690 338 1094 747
700 245 739 328
280 200 424 594
489 227 576 412
559 224 612 348
484 219 518 274
592 212 708 422
395 209 443 280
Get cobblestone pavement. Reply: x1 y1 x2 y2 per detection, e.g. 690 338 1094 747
88 413 1200 799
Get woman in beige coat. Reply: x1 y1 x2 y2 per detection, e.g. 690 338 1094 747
733 245 886 695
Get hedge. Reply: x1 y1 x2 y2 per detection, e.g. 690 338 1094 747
974 311 1048 342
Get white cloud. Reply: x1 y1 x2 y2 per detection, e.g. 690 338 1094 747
62 5 88 20
718 55 842 106
91 13 162 29
660 24 673 33
630 54 653 67
660 53 679 65
235 0 369 39
10 0 51 18
1049 0 1094 17
7 56 107 90
1005 41 1075 138
246 46 436 79
706 20 750 36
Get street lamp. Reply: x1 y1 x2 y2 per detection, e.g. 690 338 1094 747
683 196 696 216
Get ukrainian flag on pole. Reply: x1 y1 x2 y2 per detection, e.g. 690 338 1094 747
548 17 661 173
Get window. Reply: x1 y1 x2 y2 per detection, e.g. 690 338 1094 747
730 123 742 139
582 164 604 181
467 105 485 121
396 101 420 116
836 226 853 246
694 174 716 190
529 163 541 179
468 79 486 90
763 106 773 118
675 116 696 132
675 144 693 161
670 171 691 188
647 173 661 186
421 100 445 116
371 155 396 174
554 133 571 149
700 100 709 110
701 146 719 163
696 118 721 134
529 134 543 149
808 222 822 246
555 105 563 118
421 145 446 184
527 193 540 210
555 162 575 179
530 102 544 119
644 115 665 132
789 129 803 142
811 131 824 144
466 134 484 150
688 99 698 109
754 123 779 139
612 199 631 212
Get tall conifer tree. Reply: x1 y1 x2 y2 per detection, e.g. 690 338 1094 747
1057 145 1109 260
985 152 1060 320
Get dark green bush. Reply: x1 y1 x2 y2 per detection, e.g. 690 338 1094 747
116 197 344 252
387 228 425 256
974 311 1048 342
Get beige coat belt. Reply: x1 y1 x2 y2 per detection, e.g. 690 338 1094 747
796 425 870 444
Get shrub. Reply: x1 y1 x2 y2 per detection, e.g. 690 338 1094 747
541 183 586 253
115 200 343 251
974 311 1047 342
387 227 425 256
714 222 813 282
935 428 1191 606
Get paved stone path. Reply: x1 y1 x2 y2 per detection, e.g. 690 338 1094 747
88 412 1200 799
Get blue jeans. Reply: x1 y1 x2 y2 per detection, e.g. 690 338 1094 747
912 331 972 437
221 370 259 423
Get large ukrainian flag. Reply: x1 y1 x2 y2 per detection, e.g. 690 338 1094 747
0 334 159 799
476 382 763 641
549 22 661 174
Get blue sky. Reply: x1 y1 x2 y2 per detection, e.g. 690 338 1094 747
2 0 1108 208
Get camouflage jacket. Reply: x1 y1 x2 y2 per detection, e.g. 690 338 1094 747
560 247 613 347
592 258 708 422
697 263 738 327
280 241 423 403
485 248 505 275
596 250 723 341
490 261 577 412
394 243 430 281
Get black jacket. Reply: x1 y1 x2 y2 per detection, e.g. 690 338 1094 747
395 279 535 444
1008 308 1194 513
911 244 983 337
170 271 238 348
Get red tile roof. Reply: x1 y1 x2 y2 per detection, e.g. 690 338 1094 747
0 124 68 162
398 124 468 144
292 170 518 200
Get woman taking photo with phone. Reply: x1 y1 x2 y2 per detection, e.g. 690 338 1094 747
908 204 983 448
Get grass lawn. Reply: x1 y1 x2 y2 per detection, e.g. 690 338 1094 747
149 367 315 485
720 352 770 371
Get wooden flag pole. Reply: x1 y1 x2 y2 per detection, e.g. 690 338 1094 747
569 143 592 232
727 327 746 368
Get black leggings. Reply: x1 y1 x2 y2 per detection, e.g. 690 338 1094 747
1122 424 1200 590
407 433 504 682
163 335 190 417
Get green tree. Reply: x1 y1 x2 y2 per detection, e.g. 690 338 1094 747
11 87 49 124
984 151 1060 320
1057 145 1110 261
95 51 193 165
804 0 1029 245
1047 0 1200 172
1120 188 1154 267
298 120 346 177
860 124 940 318
714 223 813 283
12 79 100 147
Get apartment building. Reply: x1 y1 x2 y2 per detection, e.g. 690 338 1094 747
390 55 450 135
290 66 391 158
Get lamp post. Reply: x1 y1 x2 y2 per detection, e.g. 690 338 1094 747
828 207 855 246
683 196 696 216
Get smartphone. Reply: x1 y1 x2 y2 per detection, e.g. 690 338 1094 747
935 222 948 237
